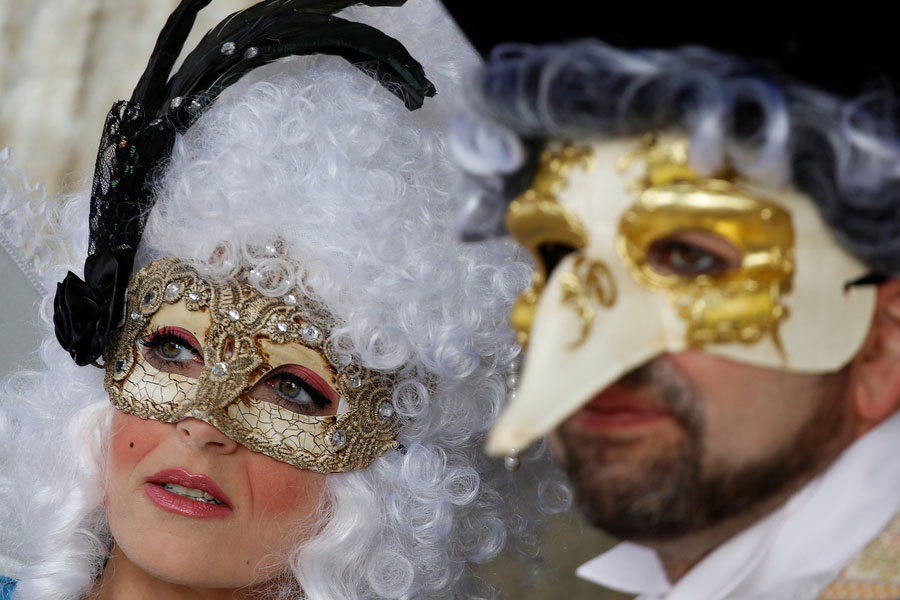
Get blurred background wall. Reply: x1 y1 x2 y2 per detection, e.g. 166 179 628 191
0 2 627 597
0 0 250 199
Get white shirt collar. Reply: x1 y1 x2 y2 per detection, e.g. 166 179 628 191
576 409 900 600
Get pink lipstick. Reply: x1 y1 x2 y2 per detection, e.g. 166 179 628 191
145 468 233 518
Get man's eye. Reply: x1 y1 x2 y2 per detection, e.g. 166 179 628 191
647 236 737 278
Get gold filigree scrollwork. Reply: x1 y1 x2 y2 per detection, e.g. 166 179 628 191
560 255 617 348
506 143 594 347
104 257 400 473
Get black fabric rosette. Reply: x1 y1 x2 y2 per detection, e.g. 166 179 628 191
54 250 132 366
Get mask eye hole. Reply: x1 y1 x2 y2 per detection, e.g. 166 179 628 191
538 242 579 278
647 231 742 278
249 365 338 417
137 326 204 378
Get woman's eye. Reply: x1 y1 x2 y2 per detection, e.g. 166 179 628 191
158 339 194 361
274 377 306 402
647 235 739 278
137 327 204 377
251 370 336 417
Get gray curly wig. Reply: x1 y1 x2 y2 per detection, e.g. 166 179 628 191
452 40 900 276
0 2 569 598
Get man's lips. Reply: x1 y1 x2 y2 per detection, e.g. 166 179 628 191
145 468 233 517
572 386 672 430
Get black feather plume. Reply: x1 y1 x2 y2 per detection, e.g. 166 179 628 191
55 0 434 366
163 0 435 126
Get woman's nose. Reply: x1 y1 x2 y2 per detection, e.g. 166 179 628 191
175 418 239 454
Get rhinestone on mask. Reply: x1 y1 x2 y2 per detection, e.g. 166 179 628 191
300 324 320 343
186 99 202 113
187 291 201 302
244 46 259 60
142 290 155 306
276 321 289 333
331 430 347 449
337 354 352 367
170 96 183 110
349 375 362 389
220 41 236 55
130 311 141 321
115 359 127 373
378 402 394 419
283 294 298 307
164 282 182 300
227 309 241 321
211 362 229 377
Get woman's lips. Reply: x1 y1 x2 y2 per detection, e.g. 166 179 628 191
572 386 672 431
145 467 233 518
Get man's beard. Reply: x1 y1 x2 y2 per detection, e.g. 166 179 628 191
555 358 851 541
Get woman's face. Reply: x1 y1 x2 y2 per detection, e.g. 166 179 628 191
105 300 331 590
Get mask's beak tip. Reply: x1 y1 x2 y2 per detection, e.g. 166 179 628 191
485 424 530 457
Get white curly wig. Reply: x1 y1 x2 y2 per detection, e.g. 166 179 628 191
0 2 570 598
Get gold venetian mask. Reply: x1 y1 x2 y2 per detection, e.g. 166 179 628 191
105 257 399 473
487 134 877 456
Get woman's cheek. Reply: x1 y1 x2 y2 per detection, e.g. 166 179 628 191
246 452 327 518
109 411 165 472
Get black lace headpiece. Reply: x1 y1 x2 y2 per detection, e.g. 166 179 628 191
54 0 435 366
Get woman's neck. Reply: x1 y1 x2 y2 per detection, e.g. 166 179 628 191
89 544 255 600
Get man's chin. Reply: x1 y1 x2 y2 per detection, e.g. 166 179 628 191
567 444 703 540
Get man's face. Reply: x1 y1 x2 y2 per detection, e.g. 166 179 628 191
551 351 855 540
487 136 875 457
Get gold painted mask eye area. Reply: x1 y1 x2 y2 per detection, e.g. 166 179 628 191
617 142 796 352
506 144 594 346
103 257 400 473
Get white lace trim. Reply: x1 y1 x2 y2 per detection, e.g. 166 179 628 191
0 147 51 294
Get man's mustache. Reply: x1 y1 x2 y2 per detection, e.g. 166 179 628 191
612 357 704 437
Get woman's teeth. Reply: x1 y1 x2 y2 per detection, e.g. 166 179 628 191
162 483 224 505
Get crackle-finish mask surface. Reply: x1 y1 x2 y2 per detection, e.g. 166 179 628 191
105 258 400 473
487 135 877 456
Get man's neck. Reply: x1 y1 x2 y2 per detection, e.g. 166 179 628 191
639 474 820 583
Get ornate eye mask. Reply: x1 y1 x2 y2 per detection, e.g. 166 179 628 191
104 257 399 473
487 135 877 456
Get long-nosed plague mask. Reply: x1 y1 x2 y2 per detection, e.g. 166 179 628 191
104 257 400 473
487 134 877 455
